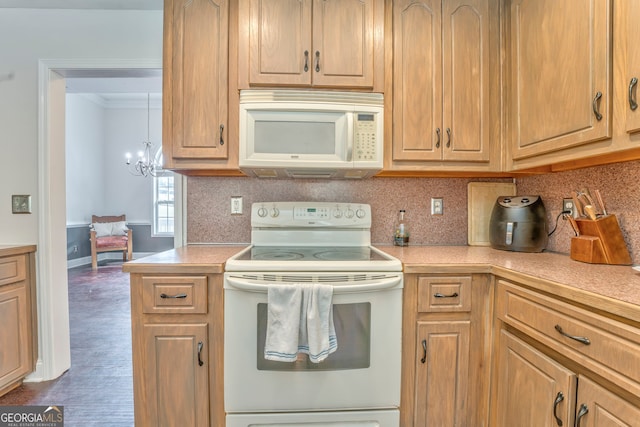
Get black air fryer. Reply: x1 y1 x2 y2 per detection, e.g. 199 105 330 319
489 196 548 253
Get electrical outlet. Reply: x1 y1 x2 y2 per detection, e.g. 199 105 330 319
562 198 576 217
431 198 444 215
231 196 243 215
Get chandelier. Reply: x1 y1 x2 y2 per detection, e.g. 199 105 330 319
125 93 161 177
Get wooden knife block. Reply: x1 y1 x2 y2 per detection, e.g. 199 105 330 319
570 215 632 265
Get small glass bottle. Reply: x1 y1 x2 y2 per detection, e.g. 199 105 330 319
394 209 409 246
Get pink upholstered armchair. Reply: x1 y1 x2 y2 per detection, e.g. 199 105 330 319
89 215 133 270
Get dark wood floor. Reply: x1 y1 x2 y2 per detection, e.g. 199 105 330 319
0 261 135 426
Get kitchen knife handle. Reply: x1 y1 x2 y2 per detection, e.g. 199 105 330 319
553 391 564 426
592 91 603 121
304 50 309 72
554 324 591 345
435 128 441 148
629 77 638 111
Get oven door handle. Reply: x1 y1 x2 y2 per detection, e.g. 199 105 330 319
225 276 402 293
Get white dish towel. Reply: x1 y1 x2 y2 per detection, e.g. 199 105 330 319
264 283 337 363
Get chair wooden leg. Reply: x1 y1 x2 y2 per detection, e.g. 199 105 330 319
91 251 98 270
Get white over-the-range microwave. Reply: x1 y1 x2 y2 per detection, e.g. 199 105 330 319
239 90 384 179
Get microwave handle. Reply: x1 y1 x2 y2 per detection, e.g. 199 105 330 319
347 112 354 162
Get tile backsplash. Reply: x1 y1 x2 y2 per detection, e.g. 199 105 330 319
187 159 640 265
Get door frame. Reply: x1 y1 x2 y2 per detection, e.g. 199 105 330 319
35 58 182 381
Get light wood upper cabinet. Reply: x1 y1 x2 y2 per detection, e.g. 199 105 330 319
625 0 640 134
388 0 499 172
163 0 231 169
239 0 384 90
508 0 612 161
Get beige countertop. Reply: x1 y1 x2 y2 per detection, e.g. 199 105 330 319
0 244 37 257
122 244 640 323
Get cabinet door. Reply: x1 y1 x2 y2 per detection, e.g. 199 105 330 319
442 0 490 162
510 0 611 160
248 0 312 86
495 330 577 427
0 286 30 390
414 320 470 427
575 375 640 427
142 323 209 427
312 0 376 88
626 0 640 134
164 0 228 160
392 0 443 161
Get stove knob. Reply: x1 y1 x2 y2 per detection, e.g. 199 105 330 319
345 208 355 218
356 208 366 218
270 208 280 218
332 209 343 218
257 207 268 217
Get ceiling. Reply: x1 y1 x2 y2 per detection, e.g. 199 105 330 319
0 0 162 9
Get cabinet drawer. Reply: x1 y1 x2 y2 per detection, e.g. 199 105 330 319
0 256 26 287
142 276 208 314
496 280 640 388
417 276 471 313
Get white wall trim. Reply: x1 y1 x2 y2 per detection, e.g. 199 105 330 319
37 58 163 382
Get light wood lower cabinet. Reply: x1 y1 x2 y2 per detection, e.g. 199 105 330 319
401 274 492 426
129 273 224 427
0 248 37 397
491 279 640 426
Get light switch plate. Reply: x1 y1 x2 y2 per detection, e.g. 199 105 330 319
12 195 32 214
431 198 443 215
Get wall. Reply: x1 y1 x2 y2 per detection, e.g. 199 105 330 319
518 159 640 265
65 93 173 261
186 176 514 246
0 7 163 380
187 158 640 265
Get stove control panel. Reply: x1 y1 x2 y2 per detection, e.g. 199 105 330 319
252 202 371 228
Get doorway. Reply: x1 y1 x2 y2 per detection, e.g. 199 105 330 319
36 59 185 382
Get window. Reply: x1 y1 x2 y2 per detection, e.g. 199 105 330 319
153 150 174 236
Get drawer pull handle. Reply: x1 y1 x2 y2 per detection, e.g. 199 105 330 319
575 404 589 427
434 292 458 298
629 77 638 111
553 391 564 426
592 91 603 121
435 128 441 148
554 325 591 345
304 50 309 72
160 293 188 299
420 339 427 364
197 341 204 367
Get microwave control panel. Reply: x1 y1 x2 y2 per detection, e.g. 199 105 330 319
354 113 378 162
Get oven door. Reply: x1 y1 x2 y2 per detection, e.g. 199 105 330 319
223 273 402 413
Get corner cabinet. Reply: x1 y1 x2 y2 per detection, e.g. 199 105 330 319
401 274 493 426
386 0 502 174
506 0 612 169
238 0 384 91
0 247 37 397
128 273 224 427
491 280 640 427
163 0 242 174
